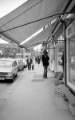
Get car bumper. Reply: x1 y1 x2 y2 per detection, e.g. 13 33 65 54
0 74 13 80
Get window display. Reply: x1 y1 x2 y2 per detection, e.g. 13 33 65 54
56 35 64 73
66 21 75 91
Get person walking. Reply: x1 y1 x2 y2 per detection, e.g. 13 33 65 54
27 57 32 70
42 50 49 79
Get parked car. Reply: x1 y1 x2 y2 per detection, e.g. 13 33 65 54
0 59 18 82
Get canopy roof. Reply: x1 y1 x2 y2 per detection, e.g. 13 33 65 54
0 0 70 49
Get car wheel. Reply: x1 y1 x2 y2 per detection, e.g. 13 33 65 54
10 75 15 83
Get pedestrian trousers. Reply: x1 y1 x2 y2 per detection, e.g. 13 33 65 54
43 66 48 78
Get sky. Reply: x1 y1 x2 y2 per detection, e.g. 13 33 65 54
0 0 28 18
33 44 42 52
0 38 8 44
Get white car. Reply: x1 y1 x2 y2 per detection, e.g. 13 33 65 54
0 59 18 82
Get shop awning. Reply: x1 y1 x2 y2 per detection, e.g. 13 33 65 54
0 0 69 49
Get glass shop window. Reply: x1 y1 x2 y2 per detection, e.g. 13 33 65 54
66 21 75 91
66 36 75 91
69 37 75 85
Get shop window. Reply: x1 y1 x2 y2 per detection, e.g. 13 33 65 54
69 37 75 84
66 20 75 91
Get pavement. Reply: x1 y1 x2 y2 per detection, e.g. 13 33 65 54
0 62 73 120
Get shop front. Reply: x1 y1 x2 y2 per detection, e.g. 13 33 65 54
66 20 75 92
